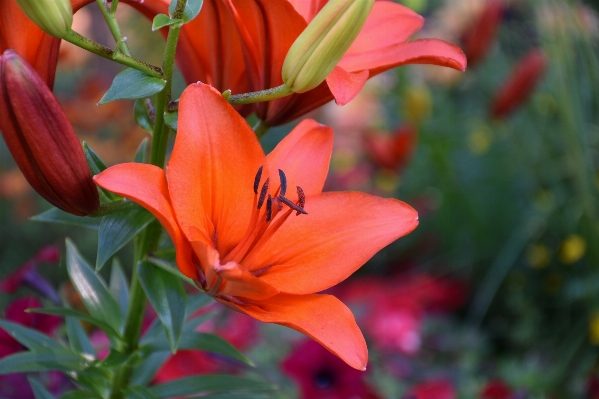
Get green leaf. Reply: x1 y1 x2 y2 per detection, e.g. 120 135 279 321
164 111 178 131
109 259 129 318
30 308 121 345
30 208 101 230
124 387 158 399
83 142 107 175
99 69 166 104
138 261 186 352
99 349 133 368
60 391 103 399
66 239 124 334
133 137 149 163
147 257 194 285
149 375 274 398
66 317 94 358
29 377 56 399
185 293 213 315
134 100 153 134
0 351 88 374
0 319 64 352
71 367 112 397
152 13 182 31
130 351 171 386
169 0 203 23
96 206 154 270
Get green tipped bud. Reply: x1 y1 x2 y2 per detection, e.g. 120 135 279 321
15 0 73 38
282 0 374 93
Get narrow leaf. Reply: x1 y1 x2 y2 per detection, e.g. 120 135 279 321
82 142 107 175
149 375 274 398
147 257 194 285
109 259 129 318
133 138 149 163
31 208 101 230
30 308 121 345
29 377 56 399
96 206 154 270
99 69 166 104
60 391 103 399
66 317 94 358
134 100 153 134
138 261 186 352
0 351 88 374
164 111 178 131
124 386 159 399
0 319 64 352
66 239 124 334
152 13 182 31
130 351 171 386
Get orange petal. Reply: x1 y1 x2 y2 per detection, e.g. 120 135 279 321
266 119 332 199
326 66 369 106
339 38 467 74
94 163 198 279
246 192 418 294
236 293 367 370
167 83 266 257
215 262 279 301
346 1 424 56
286 0 327 22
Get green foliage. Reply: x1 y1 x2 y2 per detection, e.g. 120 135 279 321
149 375 274 398
133 138 150 163
163 111 178 131
109 259 130 318
65 317 95 358
0 351 89 374
0 319 64 352
30 207 101 230
169 0 203 23
134 100 154 134
99 69 166 104
29 377 57 399
151 14 182 31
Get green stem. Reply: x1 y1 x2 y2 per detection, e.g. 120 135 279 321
63 30 162 78
95 0 131 56
88 200 135 217
228 84 293 105
253 120 271 138
107 1 187 397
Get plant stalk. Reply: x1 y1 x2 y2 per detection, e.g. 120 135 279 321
95 0 131 56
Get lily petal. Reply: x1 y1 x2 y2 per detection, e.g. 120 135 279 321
326 66 369 106
266 119 333 199
339 38 467 74
237 293 367 370
246 192 418 294
346 1 424 56
168 83 266 257
94 163 198 279
215 262 280 301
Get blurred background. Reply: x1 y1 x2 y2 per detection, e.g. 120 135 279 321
2 0 599 397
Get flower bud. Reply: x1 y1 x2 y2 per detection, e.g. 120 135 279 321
14 0 73 38
282 0 374 93
0 50 99 216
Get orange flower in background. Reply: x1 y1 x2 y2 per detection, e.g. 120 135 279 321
461 0 505 67
0 50 99 216
95 83 419 370
364 125 417 171
490 49 548 119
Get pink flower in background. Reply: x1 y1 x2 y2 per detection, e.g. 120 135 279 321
282 340 381 399
405 379 456 399
481 379 514 399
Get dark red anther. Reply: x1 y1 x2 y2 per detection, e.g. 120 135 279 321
253 165 264 195
257 177 270 209
296 186 306 216
266 195 273 222
279 195 308 215
278 169 287 197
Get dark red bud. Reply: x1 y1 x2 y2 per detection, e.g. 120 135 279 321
0 50 99 215
462 0 505 67
490 49 547 120
364 125 417 171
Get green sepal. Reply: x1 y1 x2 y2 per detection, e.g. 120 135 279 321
152 13 182 31
99 69 166 104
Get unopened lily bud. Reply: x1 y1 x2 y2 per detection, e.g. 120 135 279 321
14 0 73 38
0 50 99 216
282 0 374 93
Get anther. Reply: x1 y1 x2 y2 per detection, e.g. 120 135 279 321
257 178 270 209
279 195 308 215
253 166 264 195
296 186 306 216
266 195 273 222
278 169 287 197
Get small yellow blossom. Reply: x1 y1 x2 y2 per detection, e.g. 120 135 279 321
559 234 586 264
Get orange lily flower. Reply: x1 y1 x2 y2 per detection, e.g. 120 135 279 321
94 83 418 369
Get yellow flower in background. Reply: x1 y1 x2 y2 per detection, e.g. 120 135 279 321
403 85 432 125
467 125 492 155
590 313 599 345
527 244 550 269
559 234 586 264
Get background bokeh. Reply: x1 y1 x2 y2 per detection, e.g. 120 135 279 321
2 0 599 397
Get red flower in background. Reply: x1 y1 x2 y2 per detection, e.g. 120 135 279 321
282 339 381 399
405 379 456 399
490 49 548 119
481 379 514 399
461 0 505 67
364 125 417 172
